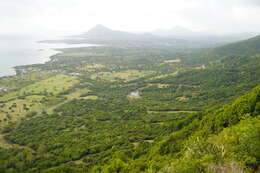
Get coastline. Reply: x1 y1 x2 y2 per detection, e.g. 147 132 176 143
0 43 100 78
0 50 61 79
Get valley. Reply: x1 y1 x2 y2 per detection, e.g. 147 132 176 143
0 34 259 173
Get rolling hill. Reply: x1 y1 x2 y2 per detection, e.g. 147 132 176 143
152 26 258 46
210 35 260 57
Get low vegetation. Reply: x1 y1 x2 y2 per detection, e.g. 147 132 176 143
0 35 260 172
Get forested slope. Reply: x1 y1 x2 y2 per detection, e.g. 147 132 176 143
183 35 260 65
150 36 260 109
211 35 260 57
0 35 260 173
96 86 260 173
1 85 258 173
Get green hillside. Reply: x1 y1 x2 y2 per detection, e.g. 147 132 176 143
97 86 260 173
183 35 260 65
151 35 260 109
0 35 260 173
0 86 259 173
211 35 260 57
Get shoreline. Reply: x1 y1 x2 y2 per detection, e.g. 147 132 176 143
0 43 101 79
0 50 61 79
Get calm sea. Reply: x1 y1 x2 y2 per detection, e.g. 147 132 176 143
0 35 95 77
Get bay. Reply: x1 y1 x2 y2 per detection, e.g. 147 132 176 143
0 35 96 77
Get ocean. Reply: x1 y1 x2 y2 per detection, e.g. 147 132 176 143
0 35 95 77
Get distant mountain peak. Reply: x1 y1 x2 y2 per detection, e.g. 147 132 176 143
171 26 193 32
92 24 110 30
87 24 111 34
78 24 158 41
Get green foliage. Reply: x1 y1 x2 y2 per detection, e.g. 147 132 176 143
0 36 260 172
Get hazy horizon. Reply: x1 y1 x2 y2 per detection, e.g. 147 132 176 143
1 0 260 37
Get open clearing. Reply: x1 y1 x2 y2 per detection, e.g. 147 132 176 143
147 110 198 114
163 59 181 63
91 70 154 82
150 71 179 80
0 74 80 126
78 64 105 72
58 52 106 57
0 72 53 89
0 74 79 102
19 74 79 95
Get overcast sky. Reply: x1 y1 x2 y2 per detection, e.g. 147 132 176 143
1 0 260 36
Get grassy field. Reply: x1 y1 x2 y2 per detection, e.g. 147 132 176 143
58 52 106 57
0 133 11 148
78 64 105 72
19 74 79 95
0 74 79 102
150 71 179 80
0 74 80 129
91 70 154 82
62 88 98 100
0 72 53 90
163 59 181 63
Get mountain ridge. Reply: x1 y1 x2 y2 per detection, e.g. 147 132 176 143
76 24 158 41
